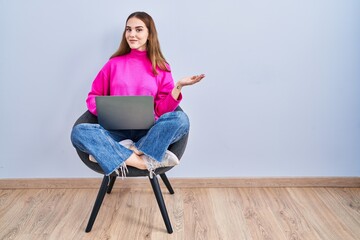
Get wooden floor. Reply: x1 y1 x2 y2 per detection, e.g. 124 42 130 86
0 181 359 240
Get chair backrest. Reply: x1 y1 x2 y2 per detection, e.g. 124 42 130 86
72 107 189 175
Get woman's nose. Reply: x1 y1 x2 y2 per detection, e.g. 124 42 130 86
129 30 136 37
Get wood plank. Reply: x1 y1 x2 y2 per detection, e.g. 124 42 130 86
237 187 289 239
261 188 320 239
181 188 221 239
207 188 250 239
320 188 360 238
286 188 359 240
1 177 359 189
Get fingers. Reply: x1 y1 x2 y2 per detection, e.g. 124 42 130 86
191 74 205 80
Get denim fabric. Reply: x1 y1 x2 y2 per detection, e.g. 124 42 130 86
71 111 189 176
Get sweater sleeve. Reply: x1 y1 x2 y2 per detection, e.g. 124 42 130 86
154 67 182 117
86 65 110 116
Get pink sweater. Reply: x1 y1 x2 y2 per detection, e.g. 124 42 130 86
86 49 182 119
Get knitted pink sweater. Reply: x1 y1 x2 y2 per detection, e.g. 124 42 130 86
86 49 182 119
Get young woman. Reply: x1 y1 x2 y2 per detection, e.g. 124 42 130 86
71 11 205 177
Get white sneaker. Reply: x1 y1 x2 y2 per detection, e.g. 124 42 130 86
143 150 180 178
162 150 180 166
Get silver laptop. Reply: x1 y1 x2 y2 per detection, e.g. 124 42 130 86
95 96 155 130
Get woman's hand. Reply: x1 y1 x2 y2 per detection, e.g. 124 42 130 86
172 74 205 100
177 74 205 88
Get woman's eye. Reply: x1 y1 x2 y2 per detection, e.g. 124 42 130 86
136 29 142 32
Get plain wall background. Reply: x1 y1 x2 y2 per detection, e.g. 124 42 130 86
0 0 359 178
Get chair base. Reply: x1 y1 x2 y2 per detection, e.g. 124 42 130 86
85 173 174 234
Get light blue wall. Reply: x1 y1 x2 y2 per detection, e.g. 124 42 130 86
1 0 359 178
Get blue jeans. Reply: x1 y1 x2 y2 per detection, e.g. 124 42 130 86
71 111 190 176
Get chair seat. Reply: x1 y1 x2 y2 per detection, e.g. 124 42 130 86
73 108 188 177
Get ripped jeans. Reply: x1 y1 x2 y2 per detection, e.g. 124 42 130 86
70 111 190 176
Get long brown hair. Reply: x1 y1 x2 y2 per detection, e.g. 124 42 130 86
110 12 169 75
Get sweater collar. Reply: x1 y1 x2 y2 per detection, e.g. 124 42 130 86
129 49 147 58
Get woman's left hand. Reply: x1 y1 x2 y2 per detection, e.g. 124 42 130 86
172 74 205 100
177 74 205 88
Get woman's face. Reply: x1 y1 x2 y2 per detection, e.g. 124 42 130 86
125 17 149 51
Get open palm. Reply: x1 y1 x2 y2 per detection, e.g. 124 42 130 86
178 74 205 87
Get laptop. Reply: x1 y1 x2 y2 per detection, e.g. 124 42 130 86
95 96 155 130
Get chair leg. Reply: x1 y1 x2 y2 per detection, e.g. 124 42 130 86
160 173 174 194
149 176 173 234
85 175 109 232
107 175 117 194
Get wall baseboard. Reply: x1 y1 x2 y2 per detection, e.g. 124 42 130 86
0 177 359 189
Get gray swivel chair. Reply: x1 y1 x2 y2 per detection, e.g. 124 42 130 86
72 107 188 234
